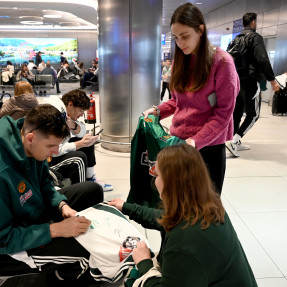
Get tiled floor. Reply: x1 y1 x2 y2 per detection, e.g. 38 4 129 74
91 91 287 286
8 83 287 286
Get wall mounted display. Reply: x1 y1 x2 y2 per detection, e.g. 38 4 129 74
0 38 78 64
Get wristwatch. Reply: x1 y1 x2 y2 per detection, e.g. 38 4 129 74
71 122 78 130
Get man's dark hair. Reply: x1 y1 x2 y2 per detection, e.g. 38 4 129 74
61 89 91 110
23 104 70 139
6 60 12 65
60 52 63 55
243 12 257 27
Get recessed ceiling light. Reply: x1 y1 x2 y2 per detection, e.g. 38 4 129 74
19 16 44 19
12 7 18 10
43 10 61 18
196 2 202 4
20 20 43 25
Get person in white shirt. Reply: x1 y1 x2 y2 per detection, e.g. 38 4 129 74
1 60 14 84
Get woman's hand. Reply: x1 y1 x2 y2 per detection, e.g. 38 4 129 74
185 138 196 148
132 241 151 265
143 108 156 119
108 199 124 211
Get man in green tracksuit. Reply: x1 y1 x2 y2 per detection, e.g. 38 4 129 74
0 104 103 284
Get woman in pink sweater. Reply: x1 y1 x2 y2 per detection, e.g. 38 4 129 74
144 3 240 194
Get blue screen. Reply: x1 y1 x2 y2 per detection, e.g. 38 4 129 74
0 38 78 64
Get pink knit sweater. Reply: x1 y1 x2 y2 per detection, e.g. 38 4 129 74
158 47 240 150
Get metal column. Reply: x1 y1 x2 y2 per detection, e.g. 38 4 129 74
98 0 162 152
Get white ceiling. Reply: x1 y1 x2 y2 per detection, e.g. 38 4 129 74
0 0 234 31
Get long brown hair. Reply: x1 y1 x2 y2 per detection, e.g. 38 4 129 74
157 144 225 231
169 3 214 93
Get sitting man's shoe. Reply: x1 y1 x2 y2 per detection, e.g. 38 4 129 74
237 140 250 151
225 141 239 157
87 176 113 192
57 90 61 94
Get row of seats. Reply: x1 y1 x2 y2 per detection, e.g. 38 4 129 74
0 75 55 96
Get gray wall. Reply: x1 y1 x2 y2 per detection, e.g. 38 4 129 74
0 30 97 68
206 0 287 76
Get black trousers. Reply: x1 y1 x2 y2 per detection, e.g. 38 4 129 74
0 182 103 280
199 144 226 195
160 81 171 100
49 138 96 184
233 77 260 138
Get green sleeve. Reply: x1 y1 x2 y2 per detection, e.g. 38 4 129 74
41 161 66 208
122 202 164 231
0 195 52 254
137 251 208 287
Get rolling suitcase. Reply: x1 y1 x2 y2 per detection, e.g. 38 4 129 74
272 90 287 115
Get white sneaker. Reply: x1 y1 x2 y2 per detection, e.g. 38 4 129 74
225 141 239 157
237 141 250 151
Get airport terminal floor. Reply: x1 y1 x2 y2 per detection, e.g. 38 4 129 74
1 82 287 287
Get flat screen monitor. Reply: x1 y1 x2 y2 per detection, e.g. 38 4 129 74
0 38 78 64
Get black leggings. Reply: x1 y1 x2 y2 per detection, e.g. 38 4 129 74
199 144 226 195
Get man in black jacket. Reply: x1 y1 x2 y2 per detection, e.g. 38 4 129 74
35 51 42 67
226 12 279 157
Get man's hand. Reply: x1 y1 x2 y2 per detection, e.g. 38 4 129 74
75 134 99 150
271 80 280 92
61 205 77 219
50 216 91 238
132 241 151 265
108 199 125 211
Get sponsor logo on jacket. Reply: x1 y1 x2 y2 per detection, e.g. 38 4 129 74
20 190 33 206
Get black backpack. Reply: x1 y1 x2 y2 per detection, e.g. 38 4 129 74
227 33 252 79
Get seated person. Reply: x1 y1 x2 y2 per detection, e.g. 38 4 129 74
109 144 257 287
44 89 113 192
27 59 37 71
42 62 61 94
38 60 46 72
80 59 98 88
16 64 35 84
57 61 69 78
0 104 103 284
75 62 85 77
0 81 38 119
1 60 14 85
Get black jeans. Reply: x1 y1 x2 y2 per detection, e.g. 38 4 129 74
160 81 171 100
199 144 226 195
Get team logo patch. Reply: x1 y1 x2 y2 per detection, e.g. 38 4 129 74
141 151 149 166
148 161 156 177
17 181 26 194
144 118 152 122
20 190 33 206
47 156 52 163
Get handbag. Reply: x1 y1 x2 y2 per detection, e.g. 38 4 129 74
127 115 185 208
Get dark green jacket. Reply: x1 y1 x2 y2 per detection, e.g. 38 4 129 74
122 203 258 287
0 116 66 254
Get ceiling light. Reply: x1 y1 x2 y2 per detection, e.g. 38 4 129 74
12 7 18 9
20 21 43 25
196 2 202 4
43 10 61 19
19 16 43 19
